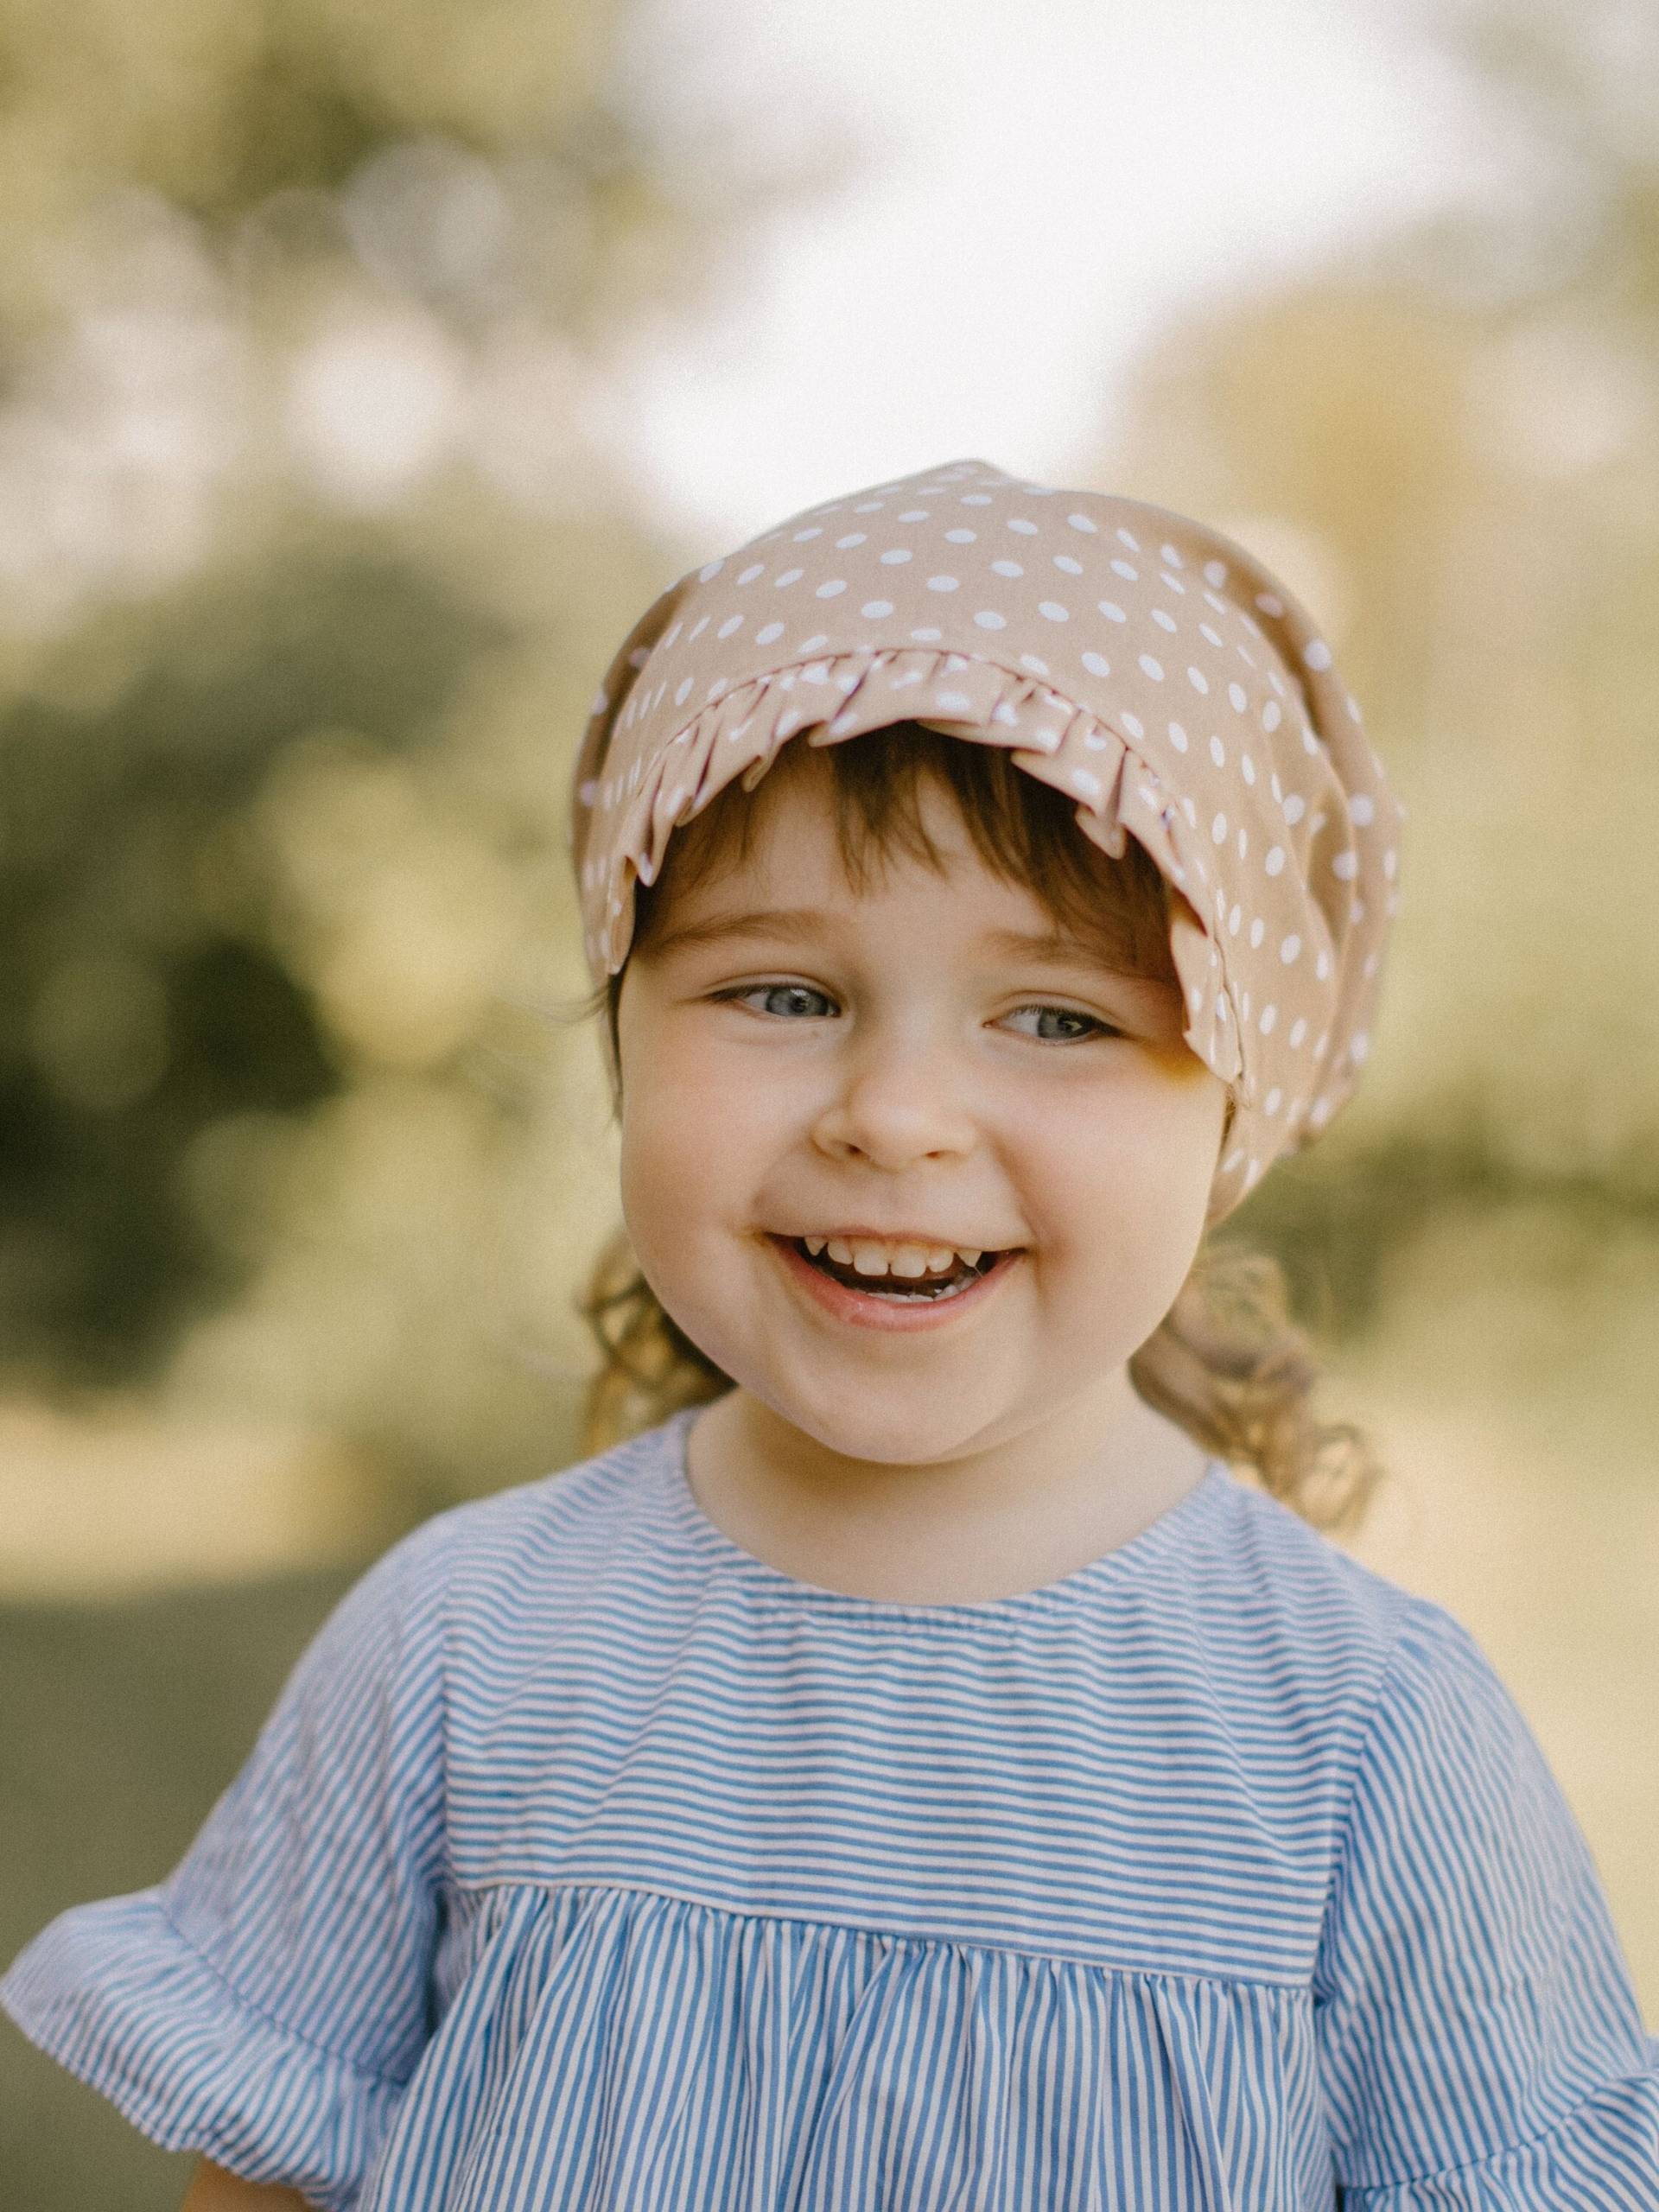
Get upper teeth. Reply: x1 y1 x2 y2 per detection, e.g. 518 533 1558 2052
804 1236 985 1276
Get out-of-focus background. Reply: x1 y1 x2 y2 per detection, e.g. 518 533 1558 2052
2 0 1656 2196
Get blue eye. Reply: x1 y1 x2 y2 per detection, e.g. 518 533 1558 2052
715 983 833 1019
1004 1004 1120 1044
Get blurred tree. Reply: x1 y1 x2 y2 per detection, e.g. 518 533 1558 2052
1 548 503 1382
1090 0 1659 1307
0 0 862 1522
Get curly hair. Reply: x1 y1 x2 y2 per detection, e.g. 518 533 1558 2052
565 721 1384 1537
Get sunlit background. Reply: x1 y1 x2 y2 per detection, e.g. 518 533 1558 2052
3 0 1656 2194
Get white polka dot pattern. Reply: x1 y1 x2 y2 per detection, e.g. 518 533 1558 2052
569 458 1403 1227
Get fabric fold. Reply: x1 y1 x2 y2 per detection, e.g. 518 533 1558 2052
360 1879 1328 2212
0 1887 406 2212
1334 2052 1659 2210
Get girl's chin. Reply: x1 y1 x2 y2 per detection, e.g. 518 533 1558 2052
730 1393 1007 1472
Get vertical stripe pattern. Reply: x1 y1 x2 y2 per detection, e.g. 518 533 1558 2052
3 1405 1656 2209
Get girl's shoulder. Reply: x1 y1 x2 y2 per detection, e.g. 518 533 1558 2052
1177 1463 1507 1738
234 1421 672 1716
1196 1462 1416 1619
393 1411 687 1611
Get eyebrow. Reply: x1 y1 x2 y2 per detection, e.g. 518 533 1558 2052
645 904 1145 978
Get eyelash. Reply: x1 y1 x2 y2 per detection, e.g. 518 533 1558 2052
707 982 1125 1044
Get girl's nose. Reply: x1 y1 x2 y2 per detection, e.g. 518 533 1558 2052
811 1046 980 1166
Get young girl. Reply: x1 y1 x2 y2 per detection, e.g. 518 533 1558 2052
4 456 1656 2210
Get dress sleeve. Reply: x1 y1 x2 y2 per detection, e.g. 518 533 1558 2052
0 1503 459 2212
1314 1595 1659 2209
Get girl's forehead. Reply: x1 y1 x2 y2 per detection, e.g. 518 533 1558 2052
644 727 1175 973
645 810 1167 990
671 740 1050 869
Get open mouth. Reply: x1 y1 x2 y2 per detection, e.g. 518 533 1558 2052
778 1236 1015 1303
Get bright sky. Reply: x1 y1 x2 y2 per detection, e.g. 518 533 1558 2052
605 0 1514 553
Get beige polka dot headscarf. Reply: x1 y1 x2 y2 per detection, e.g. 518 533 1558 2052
569 456 1403 1227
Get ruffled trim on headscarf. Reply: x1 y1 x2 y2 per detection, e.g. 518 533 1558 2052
598 644 1248 1095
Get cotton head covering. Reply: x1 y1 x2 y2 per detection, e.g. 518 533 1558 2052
569 456 1403 1227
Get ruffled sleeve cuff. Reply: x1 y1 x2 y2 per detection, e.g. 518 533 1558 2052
1339 2047 1659 2209
0 1886 407 2212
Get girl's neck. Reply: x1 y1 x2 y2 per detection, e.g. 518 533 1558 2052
683 1387 1212 1607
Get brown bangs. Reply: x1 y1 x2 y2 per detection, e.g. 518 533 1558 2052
600 720 1179 1062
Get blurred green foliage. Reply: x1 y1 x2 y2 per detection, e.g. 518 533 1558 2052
2 548 505 1382
0 0 860 1523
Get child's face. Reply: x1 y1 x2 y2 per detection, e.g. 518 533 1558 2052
613 751 1230 1468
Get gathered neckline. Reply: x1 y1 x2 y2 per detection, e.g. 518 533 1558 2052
659 1404 1229 1624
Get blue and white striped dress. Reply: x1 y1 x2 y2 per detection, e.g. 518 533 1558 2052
4 1403 1656 2209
